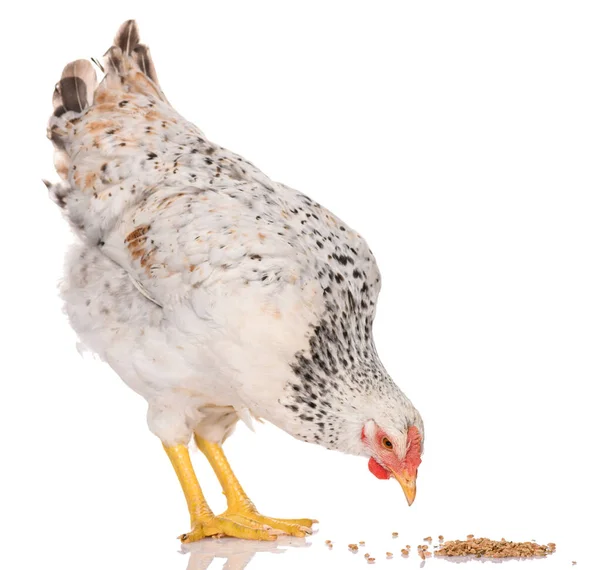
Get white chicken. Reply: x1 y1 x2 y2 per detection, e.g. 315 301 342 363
46 20 424 542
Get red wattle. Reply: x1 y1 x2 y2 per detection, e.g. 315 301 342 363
368 457 391 480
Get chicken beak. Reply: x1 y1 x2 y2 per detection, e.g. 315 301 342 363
393 471 417 506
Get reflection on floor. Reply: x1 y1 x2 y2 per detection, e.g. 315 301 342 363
183 536 311 570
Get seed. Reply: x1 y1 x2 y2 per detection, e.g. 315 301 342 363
359 541 366 546
401 549 409 556
572 562 577 565
392 532 398 538
405 545 411 549
438 535 444 541
364 553 370 559
422 545 429 550
466 534 474 539
367 557 375 564
424 536 432 542
348 544 359 552
386 552 393 558
419 550 426 560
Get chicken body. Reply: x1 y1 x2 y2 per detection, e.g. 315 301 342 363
48 21 423 540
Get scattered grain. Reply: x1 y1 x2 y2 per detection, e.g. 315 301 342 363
392 532 398 538
436 537 557 559
367 557 376 564
438 535 444 541
359 541 366 546
424 536 432 542
386 552 393 558
401 549 409 557
572 562 577 565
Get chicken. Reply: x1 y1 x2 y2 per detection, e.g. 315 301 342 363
46 20 424 542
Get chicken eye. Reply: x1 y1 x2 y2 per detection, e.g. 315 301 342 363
382 437 393 449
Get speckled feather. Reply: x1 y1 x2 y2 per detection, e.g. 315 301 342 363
47 21 423 455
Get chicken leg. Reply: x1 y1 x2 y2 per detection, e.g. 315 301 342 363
164 444 277 542
194 436 316 539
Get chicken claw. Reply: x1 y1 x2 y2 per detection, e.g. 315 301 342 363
179 515 279 542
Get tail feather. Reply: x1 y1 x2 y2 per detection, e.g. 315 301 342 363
55 59 97 114
48 59 97 179
103 45 124 74
47 20 167 186
132 44 159 85
101 19 165 100
115 19 140 55
114 19 159 84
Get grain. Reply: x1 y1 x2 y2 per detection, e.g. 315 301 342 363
386 552 393 558
424 536 432 542
348 544 359 552
359 541 366 546
392 532 398 538
436 537 557 559
367 557 376 564
438 535 444 541
572 562 577 565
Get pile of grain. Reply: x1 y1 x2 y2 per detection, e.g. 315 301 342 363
335 533 559 563
436 537 556 559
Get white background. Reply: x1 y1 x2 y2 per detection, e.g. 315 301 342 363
1 1 598 569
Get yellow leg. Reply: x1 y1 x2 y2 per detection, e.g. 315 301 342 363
163 444 276 542
194 436 317 538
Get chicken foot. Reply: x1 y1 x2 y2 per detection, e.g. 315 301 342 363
164 444 278 542
194 436 316 539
